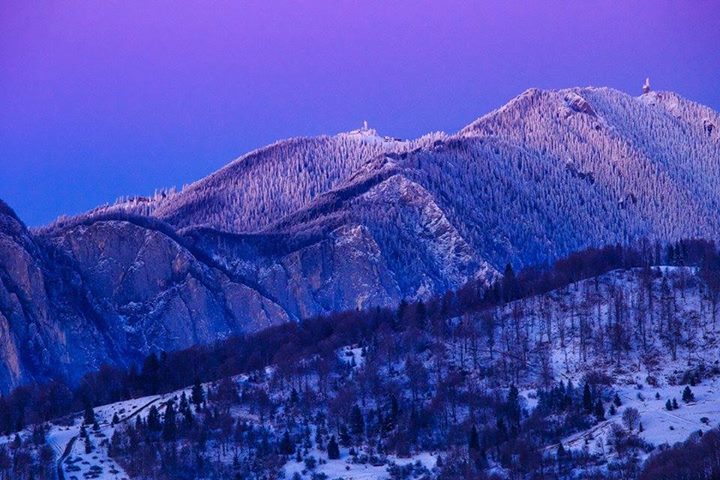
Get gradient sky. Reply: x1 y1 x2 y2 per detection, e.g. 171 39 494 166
2 1 719 226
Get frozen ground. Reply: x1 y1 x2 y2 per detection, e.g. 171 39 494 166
284 446 437 480
556 372 720 458
48 394 168 480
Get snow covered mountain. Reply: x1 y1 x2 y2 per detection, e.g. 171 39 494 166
1 86 720 392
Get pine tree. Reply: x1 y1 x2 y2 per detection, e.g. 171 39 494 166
682 386 695 403
83 404 95 425
594 400 605 421
141 352 161 394
279 430 294 455
147 405 162 432
162 402 177 441
496 417 507 442
350 405 364 439
506 385 521 427
327 435 340 460
191 378 205 410
468 425 480 452
672 398 679 410
583 383 593 413
110 431 121 456
502 264 518 302
666 399 673 411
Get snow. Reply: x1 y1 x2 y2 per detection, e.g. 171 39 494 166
0 392 182 480
284 446 437 480
60 424 127 480
339 345 365 369
49 393 172 480
557 373 720 458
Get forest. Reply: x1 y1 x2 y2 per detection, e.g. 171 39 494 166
2 239 720 479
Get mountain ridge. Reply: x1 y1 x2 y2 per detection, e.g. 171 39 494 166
2 85 720 392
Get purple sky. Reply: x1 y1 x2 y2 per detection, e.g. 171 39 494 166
2 1 719 226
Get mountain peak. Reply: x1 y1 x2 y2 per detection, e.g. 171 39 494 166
339 121 403 144
456 85 698 137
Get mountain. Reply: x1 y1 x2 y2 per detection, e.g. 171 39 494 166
0 200 288 391
1 86 719 392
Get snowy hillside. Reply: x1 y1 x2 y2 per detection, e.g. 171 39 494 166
3 257 720 478
63 127 435 234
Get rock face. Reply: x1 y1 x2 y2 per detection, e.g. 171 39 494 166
0 206 289 391
2 87 720 392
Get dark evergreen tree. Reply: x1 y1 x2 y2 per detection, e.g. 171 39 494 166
468 425 480 452
83 404 95 425
506 385 521 427
327 435 340 460
147 405 162 433
350 405 364 439
496 417 507 443
191 377 205 410
141 352 161 394
162 402 177 441
583 383 593 413
594 400 605 421
279 430 294 455
502 264 518 302
682 386 695 403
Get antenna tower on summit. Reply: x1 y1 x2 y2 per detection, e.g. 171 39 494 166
642 78 651 95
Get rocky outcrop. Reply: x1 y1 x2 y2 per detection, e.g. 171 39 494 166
0 208 291 392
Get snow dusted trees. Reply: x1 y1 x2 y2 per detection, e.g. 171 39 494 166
622 407 640 432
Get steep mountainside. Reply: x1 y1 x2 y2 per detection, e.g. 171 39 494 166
1 86 719 391
0 203 289 391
